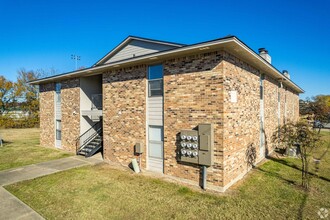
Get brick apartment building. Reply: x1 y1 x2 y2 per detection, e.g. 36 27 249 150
31 35 303 192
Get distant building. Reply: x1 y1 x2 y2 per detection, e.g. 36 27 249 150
30 35 303 192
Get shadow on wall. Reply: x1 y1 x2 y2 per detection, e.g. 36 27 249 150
263 128 269 157
245 143 257 169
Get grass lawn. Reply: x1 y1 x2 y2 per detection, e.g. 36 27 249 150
5 132 330 220
0 128 72 171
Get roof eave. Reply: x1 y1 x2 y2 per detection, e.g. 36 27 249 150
232 38 304 93
30 36 304 94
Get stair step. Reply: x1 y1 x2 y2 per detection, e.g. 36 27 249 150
78 151 86 155
87 143 101 148
80 143 102 152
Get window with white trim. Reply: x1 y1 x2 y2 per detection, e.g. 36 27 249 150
148 64 163 97
148 126 163 159
56 120 61 140
55 82 61 103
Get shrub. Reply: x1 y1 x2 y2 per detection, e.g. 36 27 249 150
272 121 322 190
0 114 39 129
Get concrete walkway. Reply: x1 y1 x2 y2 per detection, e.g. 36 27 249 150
0 155 103 220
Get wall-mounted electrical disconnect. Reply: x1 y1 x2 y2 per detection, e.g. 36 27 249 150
179 123 214 166
135 142 144 154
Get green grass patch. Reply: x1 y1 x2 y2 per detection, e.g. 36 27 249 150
0 128 72 171
4 131 330 219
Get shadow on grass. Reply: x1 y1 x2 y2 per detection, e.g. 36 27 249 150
267 156 330 183
257 156 311 219
0 140 13 145
256 166 297 185
297 191 309 220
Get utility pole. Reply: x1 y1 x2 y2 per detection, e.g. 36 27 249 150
71 54 81 70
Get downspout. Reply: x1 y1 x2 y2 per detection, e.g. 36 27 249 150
202 166 207 190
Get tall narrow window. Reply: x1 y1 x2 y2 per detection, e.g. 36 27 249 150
56 120 61 140
148 126 163 159
55 83 61 103
148 64 163 97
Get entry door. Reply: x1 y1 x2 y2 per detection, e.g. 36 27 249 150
148 126 164 173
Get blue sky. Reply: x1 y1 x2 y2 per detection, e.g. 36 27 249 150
0 0 329 99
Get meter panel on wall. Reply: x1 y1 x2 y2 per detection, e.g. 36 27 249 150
198 123 214 166
178 124 214 166
179 130 199 164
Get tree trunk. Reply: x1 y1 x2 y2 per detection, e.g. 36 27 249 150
301 155 310 190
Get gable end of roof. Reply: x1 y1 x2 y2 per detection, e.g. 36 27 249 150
93 36 185 66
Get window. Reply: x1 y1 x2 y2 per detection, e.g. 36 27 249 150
148 65 163 80
56 120 61 140
55 82 61 103
149 80 163 96
148 126 163 159
148 64 163 97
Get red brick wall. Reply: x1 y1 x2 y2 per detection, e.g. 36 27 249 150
102 65 147 166
99 50 300 191
38 49 300 192
221 52 261 188
39 83 55 148
264 76 280 154
61 78 80 152
163 51 225 187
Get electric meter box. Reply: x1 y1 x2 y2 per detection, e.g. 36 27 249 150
178 124 214 167
135 142 143 154
198 123 214 166
179 130 199 164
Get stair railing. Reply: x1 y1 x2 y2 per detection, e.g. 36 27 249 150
76 121 103 154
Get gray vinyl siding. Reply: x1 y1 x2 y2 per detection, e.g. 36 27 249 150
148 157 163 173
55 91 61 148
148 96 163 126
147 96 163 173
55 101 61 120
106 40 177 64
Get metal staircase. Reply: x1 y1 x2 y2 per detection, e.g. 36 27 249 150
76 121 103 157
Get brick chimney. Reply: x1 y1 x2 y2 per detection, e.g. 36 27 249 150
258 48 271 64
